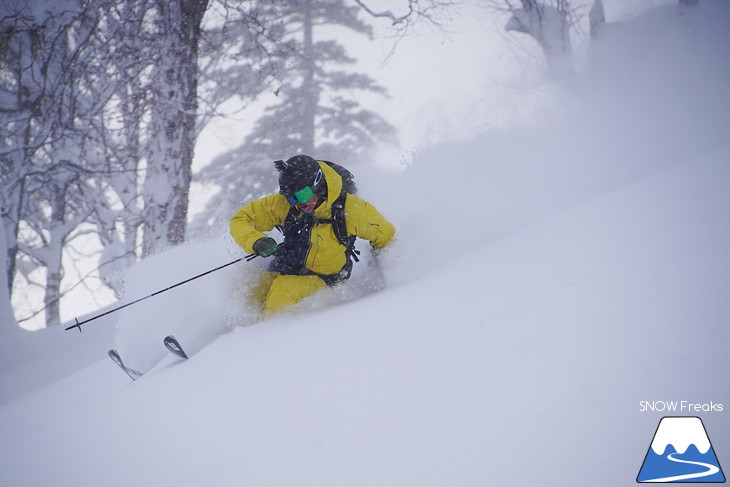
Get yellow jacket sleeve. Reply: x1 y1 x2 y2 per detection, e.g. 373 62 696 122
230 194 290 253
344 194 396 249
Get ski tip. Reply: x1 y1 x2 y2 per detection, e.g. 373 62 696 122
108 349 122 365
163 335 189 360
108 349 143 381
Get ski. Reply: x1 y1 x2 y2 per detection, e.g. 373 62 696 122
163 335 189 360
108 349 143 381
108 337 187 381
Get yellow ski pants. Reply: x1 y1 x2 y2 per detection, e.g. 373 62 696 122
250 272 328 318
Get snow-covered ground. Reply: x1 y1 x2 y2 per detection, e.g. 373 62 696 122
1 143 728 487
1 1 729 486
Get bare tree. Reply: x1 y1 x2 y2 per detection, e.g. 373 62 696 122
353 0 457 40
1 0 271 327
589 0 604 41
91 0 150 292
1 1 106 326
489 0 583 82
1 5 44 300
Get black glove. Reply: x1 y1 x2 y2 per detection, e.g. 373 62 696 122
252 237 278 257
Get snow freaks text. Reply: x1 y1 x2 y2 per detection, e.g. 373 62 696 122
639 401 724 413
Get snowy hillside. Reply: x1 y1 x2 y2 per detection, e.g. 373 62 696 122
1 145 729 487
2 1 729 486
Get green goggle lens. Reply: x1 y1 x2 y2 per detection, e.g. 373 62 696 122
292 186 314 204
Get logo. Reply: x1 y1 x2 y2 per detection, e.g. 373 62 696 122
637 417 725 483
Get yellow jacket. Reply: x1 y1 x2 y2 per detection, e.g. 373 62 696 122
230 161 395 276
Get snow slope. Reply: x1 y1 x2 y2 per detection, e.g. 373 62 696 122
1 146 728 487
3 0 729 404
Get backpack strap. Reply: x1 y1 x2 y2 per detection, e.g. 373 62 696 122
327 192 359 263
276 192 360 285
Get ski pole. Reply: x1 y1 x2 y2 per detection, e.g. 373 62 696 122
65 253 258 333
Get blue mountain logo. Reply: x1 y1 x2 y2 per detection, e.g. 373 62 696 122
638 416 726 483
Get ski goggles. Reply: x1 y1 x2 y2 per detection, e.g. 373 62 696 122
286 185 314 205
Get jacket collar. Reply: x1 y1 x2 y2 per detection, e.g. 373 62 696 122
313 161 342 218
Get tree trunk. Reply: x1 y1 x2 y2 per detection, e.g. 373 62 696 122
300 2 318 154
116 80 143 263
0 222 17 327
505 3 573 84
96 1 145 286
43 181 68 327
3 116 31 296
590 0 605 41
2 175 24 296
142 0 208 256
1 24 37 296
44 261 63 327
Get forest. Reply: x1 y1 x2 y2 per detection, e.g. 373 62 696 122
1 0 464 328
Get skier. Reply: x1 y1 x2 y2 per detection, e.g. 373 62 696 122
230 154 395 317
